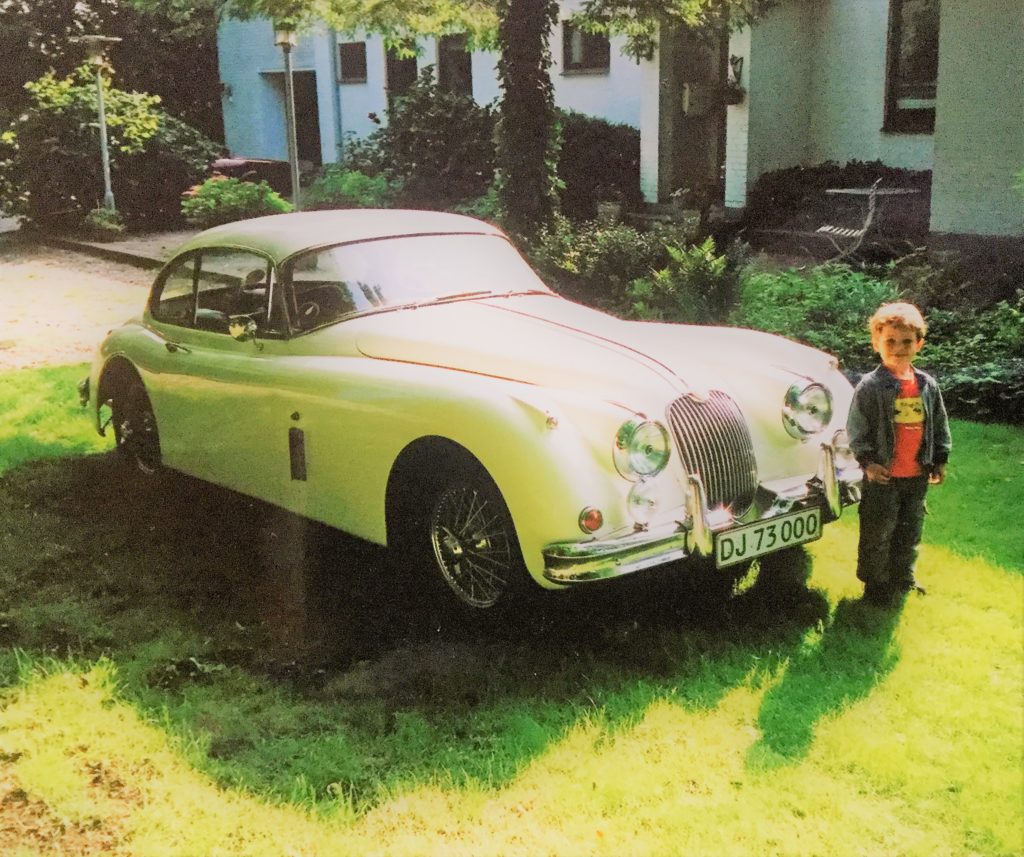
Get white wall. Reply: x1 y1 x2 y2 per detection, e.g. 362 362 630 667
930 0 1024 235
724 0 934 209
219 20 341 164
806 0 932 169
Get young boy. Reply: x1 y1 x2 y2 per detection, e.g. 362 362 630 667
847 302 952 605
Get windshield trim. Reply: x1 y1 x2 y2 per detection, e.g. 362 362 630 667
282 233 556 336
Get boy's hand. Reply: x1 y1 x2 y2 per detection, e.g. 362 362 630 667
930 463 947 485
865 463 891 484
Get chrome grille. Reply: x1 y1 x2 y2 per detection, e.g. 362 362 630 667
666 391 758 513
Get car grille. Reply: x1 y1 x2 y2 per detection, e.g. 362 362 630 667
666 391 759 514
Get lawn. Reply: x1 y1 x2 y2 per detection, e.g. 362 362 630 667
0 363 1021 856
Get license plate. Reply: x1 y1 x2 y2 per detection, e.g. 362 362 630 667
715 508 822 568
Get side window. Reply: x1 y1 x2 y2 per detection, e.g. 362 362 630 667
150 254 197 327
194 248 278 335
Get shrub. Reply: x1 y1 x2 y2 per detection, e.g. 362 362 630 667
181 177 291 228
732 264 899 367
305 167 398 210
556 111 642 220
2 67 220 228
79 207 125 241
931 359 1024 425
342 69 496 208
627 238 742 324
447 186 503 223
744 160 930 231
528 215 689 309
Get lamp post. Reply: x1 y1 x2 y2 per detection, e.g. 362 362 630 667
79 35 122 213
274 28 302 210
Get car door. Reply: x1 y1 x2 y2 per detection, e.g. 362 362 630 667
143 247 302 506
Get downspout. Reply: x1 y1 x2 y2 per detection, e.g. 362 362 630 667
328 29 344 163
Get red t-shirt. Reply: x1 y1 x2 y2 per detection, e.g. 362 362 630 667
890 375 924 477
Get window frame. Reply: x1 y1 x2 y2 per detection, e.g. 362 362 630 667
338 41 368 85
148 248 288 339
561 21 611 75
883 0 939 134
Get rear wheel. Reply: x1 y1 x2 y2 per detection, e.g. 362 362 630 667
112 378 161 476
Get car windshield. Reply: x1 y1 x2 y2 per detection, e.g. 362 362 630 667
283 233 553 329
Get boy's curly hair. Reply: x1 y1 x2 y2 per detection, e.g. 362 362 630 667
869 302 927 339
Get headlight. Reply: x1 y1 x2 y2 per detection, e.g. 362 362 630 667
614 420 670 480
782 383 833 439
831 429 859 471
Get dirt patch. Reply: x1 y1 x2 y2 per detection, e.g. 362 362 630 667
0 241 152 370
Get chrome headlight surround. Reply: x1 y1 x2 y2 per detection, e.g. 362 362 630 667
782 383 833 440
614 420 671 481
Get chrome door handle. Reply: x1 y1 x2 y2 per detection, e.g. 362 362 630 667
165 341 191 354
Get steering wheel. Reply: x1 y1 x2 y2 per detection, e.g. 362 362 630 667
298 301 320 326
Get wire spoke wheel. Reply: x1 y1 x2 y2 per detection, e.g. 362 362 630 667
114 381 161 476
429 481 515 609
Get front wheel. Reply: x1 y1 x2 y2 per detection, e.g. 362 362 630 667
112 379 162 476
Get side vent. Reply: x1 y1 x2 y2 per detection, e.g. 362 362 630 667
289 427 307 481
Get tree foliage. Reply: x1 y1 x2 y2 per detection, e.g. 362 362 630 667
3 65 221 226
0 0 223 140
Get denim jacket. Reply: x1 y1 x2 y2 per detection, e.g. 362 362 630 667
847 364 952 473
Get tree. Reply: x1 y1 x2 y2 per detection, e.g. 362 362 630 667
163 0 779 236
0 0 224 140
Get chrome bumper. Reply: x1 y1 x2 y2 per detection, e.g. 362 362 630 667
542 442 861 585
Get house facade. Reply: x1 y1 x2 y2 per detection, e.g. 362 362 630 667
217 0 1023 237
217 1 645 172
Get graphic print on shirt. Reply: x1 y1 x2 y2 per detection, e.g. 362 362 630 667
891 377 924 477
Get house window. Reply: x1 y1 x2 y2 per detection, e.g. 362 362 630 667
386 44 418 103
338 41 368 84
562 22 610 73
438 34 472 96
884 0 939 133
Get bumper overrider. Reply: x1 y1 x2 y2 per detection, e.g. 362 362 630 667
542 442 862 584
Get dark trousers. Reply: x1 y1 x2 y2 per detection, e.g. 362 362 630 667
856 475 929 587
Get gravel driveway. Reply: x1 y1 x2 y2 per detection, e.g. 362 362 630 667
0 240 153 370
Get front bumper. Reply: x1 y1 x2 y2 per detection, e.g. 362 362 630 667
542 442 861 584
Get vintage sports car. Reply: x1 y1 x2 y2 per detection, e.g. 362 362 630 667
82 210 862 611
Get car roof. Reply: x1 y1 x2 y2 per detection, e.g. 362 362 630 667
175 209 507 263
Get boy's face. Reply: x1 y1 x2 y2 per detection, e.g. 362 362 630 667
873 322 924 375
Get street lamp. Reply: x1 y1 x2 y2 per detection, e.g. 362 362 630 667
78 35 122 213
274 28 302 209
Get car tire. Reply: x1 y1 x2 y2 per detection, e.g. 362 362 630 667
111 376 162 476
401 459 530 613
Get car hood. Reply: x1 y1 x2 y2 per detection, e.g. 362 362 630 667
344 295 837 407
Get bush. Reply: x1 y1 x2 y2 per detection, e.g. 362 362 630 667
731 265 900 367
305 167 398 210
181 177 292 228
744 160 930 231
932 359 1024 424
79 207 125 241
627 238 742 324
342 69 496 208
556 111 642 220
1 67 220 228
528 215 690 309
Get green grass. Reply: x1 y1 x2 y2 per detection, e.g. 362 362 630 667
0 363 1021 855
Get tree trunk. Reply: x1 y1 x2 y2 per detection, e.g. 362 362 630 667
495 0 559 240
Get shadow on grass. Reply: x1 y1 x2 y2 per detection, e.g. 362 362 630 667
747 594 902 769
0 451 851 811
